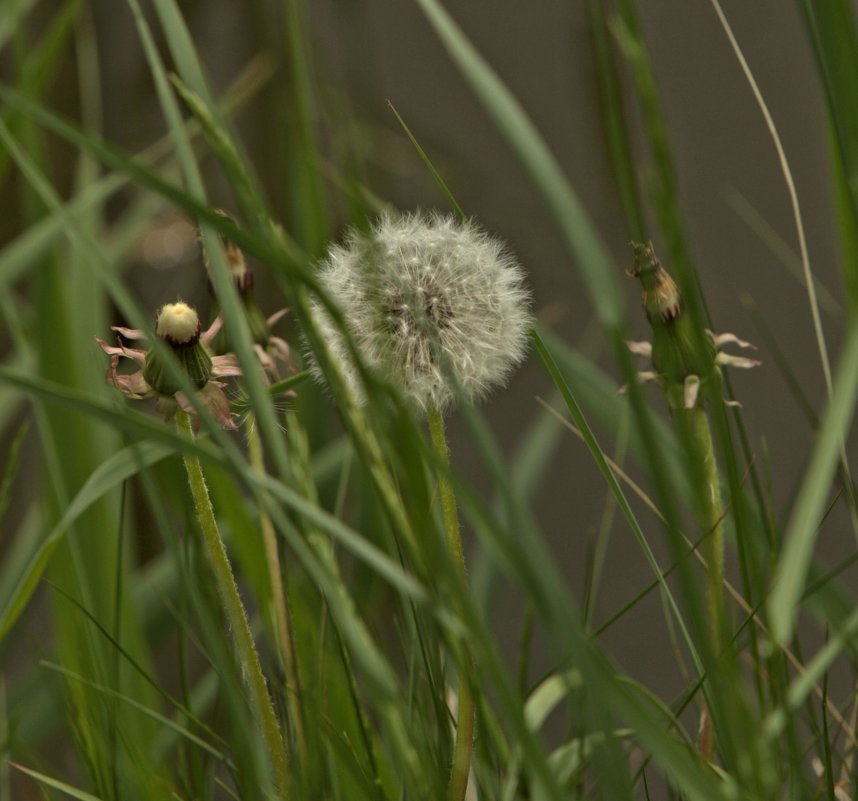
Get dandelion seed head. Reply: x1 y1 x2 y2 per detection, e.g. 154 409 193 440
309 211 532 411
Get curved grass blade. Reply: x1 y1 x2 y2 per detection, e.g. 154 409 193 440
524 670 583 731
0 365 426 610
0 441 174 641
413 0 624 331
769 318 858 644
125 0 291 486
708 0 858 547
532 328 700 668
0 367 222 463
388 101 465 222
0 0 84 181
0 0 35 53
0 417 28 524
0 55 272 296
584 0 646 241
10 764 105 801
796 0 858 311
411 6 737 795
766 604 858 740
40 661 230 765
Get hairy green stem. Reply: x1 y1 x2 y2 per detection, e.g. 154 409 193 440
247 416 306 764
688 405 725 644
176 410 290 800
426 404 475 801
683 404 724 761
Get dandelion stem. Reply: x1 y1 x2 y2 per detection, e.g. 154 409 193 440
426 403 475 801
176 410 290 800
688 405 725 644
681 404 724 761
247 415 306 765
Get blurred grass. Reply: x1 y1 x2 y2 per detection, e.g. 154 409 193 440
0 1 856 799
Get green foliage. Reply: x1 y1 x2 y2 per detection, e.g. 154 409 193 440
1 1 857 800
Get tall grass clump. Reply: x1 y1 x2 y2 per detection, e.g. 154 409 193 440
0 1 857 800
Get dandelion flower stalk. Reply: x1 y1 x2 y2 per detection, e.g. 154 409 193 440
309 211 531 799
201 221 305 765
427 402 476 801
626 242 760 639
680 400 726 643
626 241 760 756
100 300 290 792
177 414 290 798
666 394 726 763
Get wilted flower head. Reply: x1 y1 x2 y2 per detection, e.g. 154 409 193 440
201 211 295 381
309 211 532 411
96 301 241 429
625 241 760 409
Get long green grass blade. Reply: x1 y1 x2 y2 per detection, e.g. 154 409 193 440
584 0 646 241
0 0 35 52
0 442 173 641
796 0 858 311
0 418 28 524
769 318 858 643
414 0 624 331
532 328 699 667
11 763 106 801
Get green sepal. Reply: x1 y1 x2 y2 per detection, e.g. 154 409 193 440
651 313 716 388
143 342 212 396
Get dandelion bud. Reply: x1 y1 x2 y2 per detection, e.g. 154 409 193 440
144 301 213 395
201 212 274 353
309 211 532 411
628 240 682 323
628 241 715 390
626 241 759 409
201 210 253 291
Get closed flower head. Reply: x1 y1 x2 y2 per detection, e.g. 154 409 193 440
310 211 532 411
625 241 760 409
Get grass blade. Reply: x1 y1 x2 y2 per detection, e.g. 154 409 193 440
0 442 173 641
769 318 858 643
414 0 624 331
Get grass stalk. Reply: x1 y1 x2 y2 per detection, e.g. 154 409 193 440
175 409 290 800
426 403 475 801
246 416 306 764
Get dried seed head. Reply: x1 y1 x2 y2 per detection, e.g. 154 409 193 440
309 211 532 411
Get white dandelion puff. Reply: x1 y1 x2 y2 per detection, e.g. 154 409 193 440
308 211 532 411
